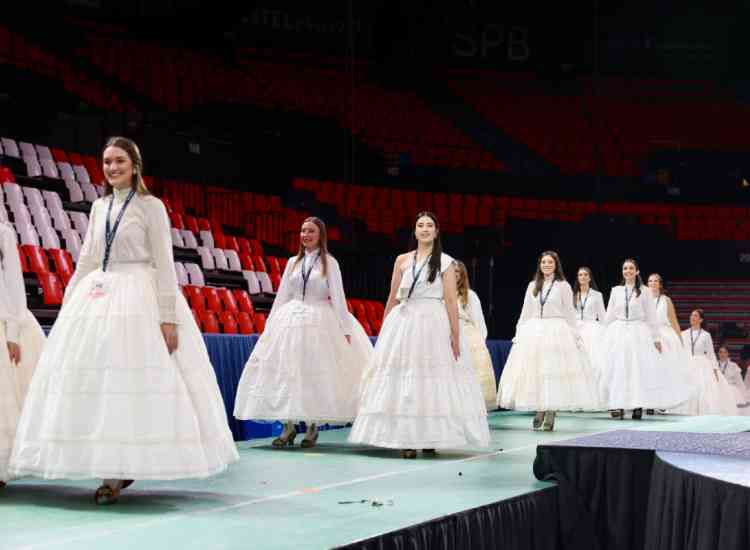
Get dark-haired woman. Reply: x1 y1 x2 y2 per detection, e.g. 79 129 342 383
497 252 600 431
234 217 372 449
349 213 489 458
9 137 239 504
598 259 692 419
573 267 606 376
671 310 738 415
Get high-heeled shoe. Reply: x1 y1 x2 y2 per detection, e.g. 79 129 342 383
610 409 624 419
301 425 319 449
401 449 417 459
272 423 297 448
542 411 556 431
422 449 437 456
532 411 545 430
632 408 643 420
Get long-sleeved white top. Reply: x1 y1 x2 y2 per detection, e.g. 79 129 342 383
515 278 578 338
574 288 606 322
718 359 745 389
64 187 179 324
459 289 488 340
269 248 351 335
681 328 717 364
604 284 660 342
0 221 26 343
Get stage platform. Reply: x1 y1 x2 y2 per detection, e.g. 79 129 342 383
3 412 750 550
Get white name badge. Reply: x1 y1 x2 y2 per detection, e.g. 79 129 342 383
88 278 108 299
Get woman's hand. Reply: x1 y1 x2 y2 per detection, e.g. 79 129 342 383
161 323 178 354
7 342 20 364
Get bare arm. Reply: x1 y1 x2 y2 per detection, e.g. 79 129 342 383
383 254 407 320
442 264 460 359
666 296 681 340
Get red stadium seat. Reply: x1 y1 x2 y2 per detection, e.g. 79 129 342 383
21 245 50 274
47 248 75 286
183 215 200 234
266 256 281 275
218 310 238 334
201 287 223 312
17 245 30 273
217 287 239 313
254 312 267 333
237 311 255 334
199 310 221 333
36 272 63 305
233 289 256 315
169 213 185 230
191 308 202 329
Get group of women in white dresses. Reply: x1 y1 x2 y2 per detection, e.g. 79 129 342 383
236 211 492 459
498 255 749 429
2 137 748 506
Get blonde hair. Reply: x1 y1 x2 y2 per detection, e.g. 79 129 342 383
454 260 470 307
102 136 150 195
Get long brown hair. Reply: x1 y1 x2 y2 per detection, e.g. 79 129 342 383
573 266 599 301
102 136 150 195
409 211 443 283
533 250 566 297
454 260 470 307
292 217 329 277
621 258 644 297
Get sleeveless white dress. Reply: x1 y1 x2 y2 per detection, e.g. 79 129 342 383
350 253 490 449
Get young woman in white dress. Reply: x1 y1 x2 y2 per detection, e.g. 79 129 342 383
497 251 600 431
675 310 738 416
717 345 750 413
234 217 372 448
0 221 45 487
9 137 239 504
646 273 696 414
598 259 693 419
454 260 496 410
572 267 606 375
349 212 489 458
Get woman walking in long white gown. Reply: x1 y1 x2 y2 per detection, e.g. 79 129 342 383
717 345 749 413
598 259 693 419
454 260 496 410
234 217 372 448
349 212 489 458
0 221 45 487
497 251 600 431
9 137 239 504
572 266 606 376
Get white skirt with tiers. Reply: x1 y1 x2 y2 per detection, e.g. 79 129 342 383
498 318 601 412
349 298 490 449
597 320 694 410
671 356 741 416
1 311 46 481
577 319 604 375
460 320 497 411
234 299 372 424
9 263 239 481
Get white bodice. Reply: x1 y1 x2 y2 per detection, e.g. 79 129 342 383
574 288 606 322
397 252 454 301
269 249 351 334
65 187 178 323
0 221 26 342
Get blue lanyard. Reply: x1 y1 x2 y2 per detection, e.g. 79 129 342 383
103 189 136 272
539 281 554 318
301 252 320 301
408 253 431 300
624 286 635 319
577 290 590 320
